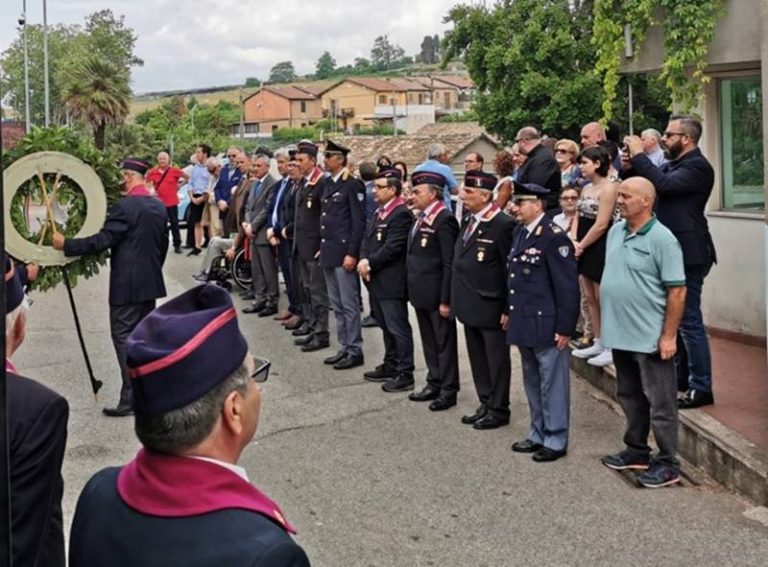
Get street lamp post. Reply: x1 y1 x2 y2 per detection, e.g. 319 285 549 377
43 0 50 127
20 2 31 133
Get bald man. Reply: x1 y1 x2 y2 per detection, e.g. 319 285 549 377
514 126 560 210
147 152 189 254
599 177 687 488
580 122 606 149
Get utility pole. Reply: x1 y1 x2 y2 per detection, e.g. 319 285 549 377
390 80 397 136
21 2 31 133
239 87 245 141
43 0 50 126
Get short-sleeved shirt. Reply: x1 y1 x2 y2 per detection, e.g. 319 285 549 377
601 216 685 353
189 164 211 195
146 166 185 207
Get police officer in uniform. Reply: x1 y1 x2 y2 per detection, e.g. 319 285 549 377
320 139 367 370
406 171 460 411
358 168 415 392
452 170 515 429
292 141 331 352
507 183 580 462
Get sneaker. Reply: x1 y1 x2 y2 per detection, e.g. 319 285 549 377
572 339 603 359
587 349 613 367
601 450 650 471
678 388 714 409
192 272 209 282
637 462 680 488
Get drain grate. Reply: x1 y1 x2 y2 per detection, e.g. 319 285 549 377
613 467 699 489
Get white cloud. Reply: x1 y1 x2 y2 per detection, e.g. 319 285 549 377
1 0 453 93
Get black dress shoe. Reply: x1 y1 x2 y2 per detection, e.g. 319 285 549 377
257 305 278 317
360 315 379 328
532 447 567 462
512 439 543 453
461 406 487 425
363 364 397 382
294 335 314 346
102 405 133 417
472 414 509 430
408 385 440 402
678 388 714 409
324 351 347 365
429 396 457 412
334 353 364 370
240 291 256 300
382 374 415 392
186 248 202 256
301 338 330 352
292 324 312 337
174 246 183 254
242 304 265 314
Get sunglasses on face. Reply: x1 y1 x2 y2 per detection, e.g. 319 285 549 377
251 356 270 383
555 148 571 154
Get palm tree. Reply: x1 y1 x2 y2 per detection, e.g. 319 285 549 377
62 56 131 150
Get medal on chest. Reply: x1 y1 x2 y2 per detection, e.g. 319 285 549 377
477 248 485 262
420 236 428 248
307 198 313 209
376 231 383 241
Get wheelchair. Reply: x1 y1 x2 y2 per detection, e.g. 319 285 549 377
207 246 252 291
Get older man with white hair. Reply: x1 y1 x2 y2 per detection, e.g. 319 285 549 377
146 151 189 254
640 128 667 167
53 157 168 417
413 143 458 211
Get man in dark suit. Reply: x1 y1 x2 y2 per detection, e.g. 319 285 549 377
358 168 415 392
452 170 515 429
406 171 460 411
292 141 331 352
53 157 167 417
242 154 279 316
622 114 717 409
280 151 307 331
68 285 309 566
5 257 69 567
267 150 300 322
506 184 580 462
320 139 367 370
515 126 562 211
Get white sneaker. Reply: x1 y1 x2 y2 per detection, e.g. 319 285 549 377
587 349 614 367
572 339 603 359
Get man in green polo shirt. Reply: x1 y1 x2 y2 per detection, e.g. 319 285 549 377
599 177 687 488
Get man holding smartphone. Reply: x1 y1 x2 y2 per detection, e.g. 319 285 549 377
599 177 687 488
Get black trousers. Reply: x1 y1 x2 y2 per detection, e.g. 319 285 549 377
299 258 329 340
277 240 298 313
109 301 156 407
415 308 459 396
166 206 181 248
464 325 511 419
370 295 414 377
290 251 306 320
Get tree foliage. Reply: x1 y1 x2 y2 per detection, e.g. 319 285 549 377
62 56 131 149
268 61 297 83
0 9 141 126
314 51 337 80
419 35 441 65
370 35 406 71
244 76 261 87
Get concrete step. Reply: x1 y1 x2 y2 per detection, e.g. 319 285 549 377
571 356 768 505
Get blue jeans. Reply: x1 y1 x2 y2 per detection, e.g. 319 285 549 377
680 264 712 393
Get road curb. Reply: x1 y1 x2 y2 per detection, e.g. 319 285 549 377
571 357 768 505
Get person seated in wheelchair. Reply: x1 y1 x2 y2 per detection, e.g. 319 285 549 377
198 244 252 292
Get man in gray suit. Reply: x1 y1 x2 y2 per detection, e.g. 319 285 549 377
242 154 279 316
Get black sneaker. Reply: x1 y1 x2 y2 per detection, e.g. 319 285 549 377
637 462 680 488
601 450 651 471
363 364 397 382
678 388 714 409
382 374 415 392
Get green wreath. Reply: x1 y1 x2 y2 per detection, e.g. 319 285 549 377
4 127 124 291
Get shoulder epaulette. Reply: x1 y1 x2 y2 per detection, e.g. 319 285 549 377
551 225 562 234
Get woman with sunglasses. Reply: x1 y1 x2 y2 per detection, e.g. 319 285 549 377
571 145 619 367
554 139 581 188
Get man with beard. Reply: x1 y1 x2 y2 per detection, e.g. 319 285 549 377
622 115 716 409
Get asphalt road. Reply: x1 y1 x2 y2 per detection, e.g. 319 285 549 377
14 249 768 566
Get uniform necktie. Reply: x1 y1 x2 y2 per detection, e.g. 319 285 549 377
411 212 426 239
463 216 476 245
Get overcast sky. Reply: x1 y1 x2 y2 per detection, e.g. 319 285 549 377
1 0 453 94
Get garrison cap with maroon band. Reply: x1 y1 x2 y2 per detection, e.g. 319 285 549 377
120 157 151 176
296 141 318 157
411 171 446 188
126 284 248 416
463 170 497 191
375 168 402 181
